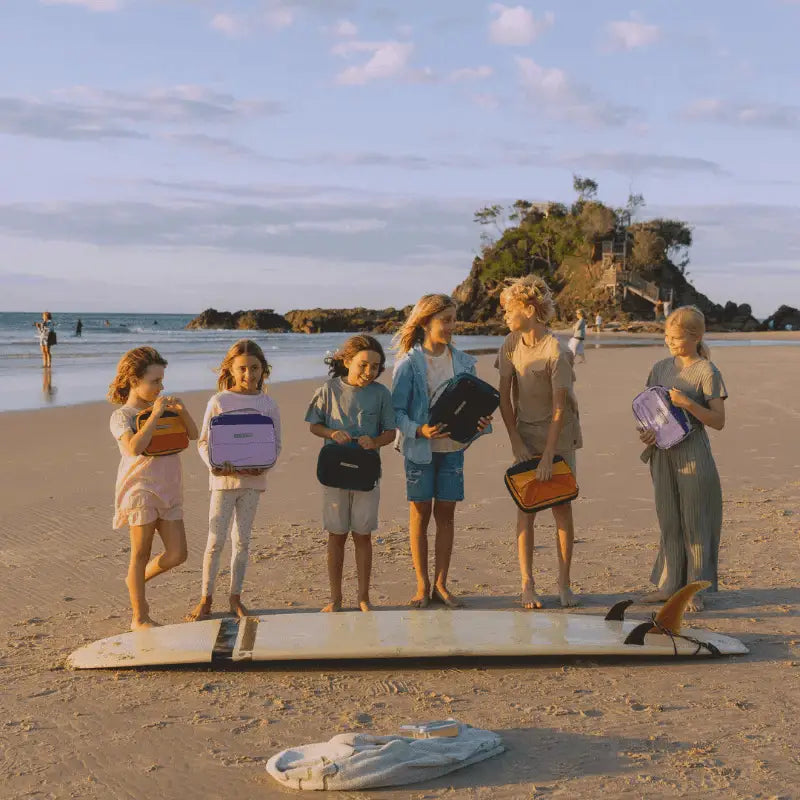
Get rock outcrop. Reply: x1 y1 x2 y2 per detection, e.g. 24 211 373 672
283 307 408 334
761 305 800 331
185 308 291 332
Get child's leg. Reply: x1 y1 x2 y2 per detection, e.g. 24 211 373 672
322 532 347 612
228 488 260 618
552 503 579 607
352 533 372 611
187 490 235 621
517 508 543 609
146 518 188 580
126 521 158 630
431 499 462 607
408 500 432 607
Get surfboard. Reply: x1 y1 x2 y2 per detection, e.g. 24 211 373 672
67 604 748 670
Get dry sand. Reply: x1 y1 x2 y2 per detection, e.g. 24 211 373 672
1 343 798 799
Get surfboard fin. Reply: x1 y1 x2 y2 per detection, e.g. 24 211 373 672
604 599 634 621
623 621 653 646
654 580 711 635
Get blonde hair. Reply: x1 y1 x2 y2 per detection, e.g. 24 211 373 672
666 305 710 359
217 339 271 392
42 311 52 321
499 275 555 324
392 294 456 354
107 346 167 404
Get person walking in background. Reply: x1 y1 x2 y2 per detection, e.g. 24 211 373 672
75 318 83 337
594 312 603 335
568 310 587 363
34 311 55 367
638 306 727 612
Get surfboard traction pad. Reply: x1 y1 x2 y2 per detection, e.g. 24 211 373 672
68 600 748 670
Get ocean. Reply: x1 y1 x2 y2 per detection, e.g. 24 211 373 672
3 312 796 413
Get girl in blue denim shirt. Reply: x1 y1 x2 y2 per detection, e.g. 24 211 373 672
391 294 492 609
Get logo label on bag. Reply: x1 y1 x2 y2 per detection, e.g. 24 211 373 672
233 433 253 439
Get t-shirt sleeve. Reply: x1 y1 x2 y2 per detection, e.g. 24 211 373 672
645 366 656 388
378 386 397 432
497 337 514 378
702 363 728 401
549 348 573 392
304 384 328 425
109 408 135 440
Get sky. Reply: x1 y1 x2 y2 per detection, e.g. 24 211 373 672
1 0 799 317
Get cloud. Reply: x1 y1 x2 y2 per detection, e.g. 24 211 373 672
0 87 284 142
333 40 415 85
683 98 800 131
515 57 637 127
264 5 294 30
489 4 554 46
603 18 660 51
448 66 494 82
210 13 248 38
558 151 725 176
330 18 358 37
39 0 121 11
162 133 259 158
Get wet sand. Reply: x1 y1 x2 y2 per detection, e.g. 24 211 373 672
1 344 798 798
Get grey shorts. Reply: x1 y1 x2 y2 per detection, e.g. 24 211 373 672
323 484 380 535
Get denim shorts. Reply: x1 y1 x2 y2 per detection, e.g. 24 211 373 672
405 451 465 503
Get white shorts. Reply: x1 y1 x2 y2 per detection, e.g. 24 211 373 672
323 484 380 535
568 337 585 357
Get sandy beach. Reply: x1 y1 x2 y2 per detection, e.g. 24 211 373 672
1 343 798 799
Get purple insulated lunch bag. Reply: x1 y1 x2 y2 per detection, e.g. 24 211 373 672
632 386 692 449
208 409 278 469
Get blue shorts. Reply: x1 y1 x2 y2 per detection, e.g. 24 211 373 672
405 451 465 503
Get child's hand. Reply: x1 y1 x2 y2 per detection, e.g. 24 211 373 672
357 435 376 450
169 396 186 413
536 451 555 482
638 427 657 446
330 430 352 445
417 423 450 440
212 460 237 476
669 388 692 410
151 395 171 418
476 415 493 433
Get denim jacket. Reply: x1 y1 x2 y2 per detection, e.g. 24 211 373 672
391 343 491 464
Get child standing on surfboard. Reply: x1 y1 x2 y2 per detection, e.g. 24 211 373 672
391 295 492 610
306 335 396 613
638 306 727 612
188 340 282 622
496 276 583 610
108 347 199 630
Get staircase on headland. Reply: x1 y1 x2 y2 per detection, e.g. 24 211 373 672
600 267 662 305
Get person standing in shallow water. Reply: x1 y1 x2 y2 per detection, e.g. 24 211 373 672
34 311 55 367
638 306 727 612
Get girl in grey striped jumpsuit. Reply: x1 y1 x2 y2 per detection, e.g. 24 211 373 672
638 306 727 612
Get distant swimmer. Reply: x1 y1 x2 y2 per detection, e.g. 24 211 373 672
75 318 83 337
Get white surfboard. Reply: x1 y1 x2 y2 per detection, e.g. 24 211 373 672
67 606 748 670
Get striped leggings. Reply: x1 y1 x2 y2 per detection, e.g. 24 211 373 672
201 488 261 596
648 430 722 593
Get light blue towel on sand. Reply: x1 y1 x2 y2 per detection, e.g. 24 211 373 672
266 722 504 791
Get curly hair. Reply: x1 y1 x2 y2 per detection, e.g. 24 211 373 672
107 346 168 404
499 275 555 324
217 339 272 392
325 334 386 378
666 305 710 360
392 294 456 354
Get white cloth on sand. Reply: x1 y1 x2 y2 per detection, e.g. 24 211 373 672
266 722 504 791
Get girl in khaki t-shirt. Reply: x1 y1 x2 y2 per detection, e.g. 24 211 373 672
497 276 582 611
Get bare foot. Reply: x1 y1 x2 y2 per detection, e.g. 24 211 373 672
431 585 464 609
185 599 212 622
559 586 580 608
639 591 670 605
229 596 249 619
130 616 160 631
687 595 704 612
359 599 372 612
521 583 544 610
321 599 342 613
408 587 430 609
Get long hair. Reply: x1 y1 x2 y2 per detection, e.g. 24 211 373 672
325 334 386 378
499 275 555 323
107 346 168 404
42 310 52 321
666 305 710 359
217 339 271 392
392 294 456 355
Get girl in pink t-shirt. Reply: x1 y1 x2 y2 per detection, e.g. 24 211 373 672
108 347 199 630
